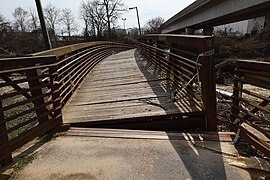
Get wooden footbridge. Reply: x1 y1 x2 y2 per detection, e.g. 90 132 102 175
63 48 205 129
0 35 269 166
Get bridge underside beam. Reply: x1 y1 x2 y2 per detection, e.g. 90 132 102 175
161 0 270 34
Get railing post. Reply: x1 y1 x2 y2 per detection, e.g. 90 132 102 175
0 101 12 166
199 38 217 131
168 43 177 84
230 66 243 129
49 65 63 124
27 69 49 124
155 40 164 74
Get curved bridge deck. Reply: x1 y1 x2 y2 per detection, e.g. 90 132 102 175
63 49 205 130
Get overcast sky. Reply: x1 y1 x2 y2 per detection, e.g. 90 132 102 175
1 0 195 33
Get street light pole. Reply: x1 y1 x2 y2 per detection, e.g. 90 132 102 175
122 18 126 30
35 0 52 50
129 7 141 36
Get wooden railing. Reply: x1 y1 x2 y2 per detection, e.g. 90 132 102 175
0 42 133 166
34 42 134 107
138 34 217 131
230 60 270 157
0 56 61 166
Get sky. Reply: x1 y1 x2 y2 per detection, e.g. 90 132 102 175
0 0 196 34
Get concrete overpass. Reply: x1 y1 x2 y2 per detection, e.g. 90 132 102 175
160 0 270 35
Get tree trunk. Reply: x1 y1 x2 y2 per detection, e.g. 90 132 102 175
264 14 270 32
105 4 111 40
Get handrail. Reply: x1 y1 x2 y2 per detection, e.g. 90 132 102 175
138 34 217 131
138 42 202 67
32 41 112 56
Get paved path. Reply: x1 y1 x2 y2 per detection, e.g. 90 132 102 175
63 49 203 126
13 129 252 180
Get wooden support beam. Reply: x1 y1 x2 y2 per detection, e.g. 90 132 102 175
0 74 32 100
27 70 49 124
199 38 217 131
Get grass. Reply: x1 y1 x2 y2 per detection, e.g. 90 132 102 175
39 131 66 143
11 131 66 171
14 153 37 170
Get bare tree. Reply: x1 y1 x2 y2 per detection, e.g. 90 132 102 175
144 17 165 34
44 3 60 35
13 7 29 32
29 9 39 31
0 14 8 32
0 14 5 24
61 8 77 37
99 0 126 39
80 2 91 38
0 14 10 32
81 0 107 38
91 0 107 38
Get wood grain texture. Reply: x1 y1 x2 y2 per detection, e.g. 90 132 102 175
63 49 203 125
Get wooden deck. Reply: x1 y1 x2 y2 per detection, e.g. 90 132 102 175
63 49 205 130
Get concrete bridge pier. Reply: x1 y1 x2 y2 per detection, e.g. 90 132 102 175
203 27 214 35
185 28 195 35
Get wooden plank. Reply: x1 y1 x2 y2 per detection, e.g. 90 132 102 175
0 74 32 99
235 77 270 90
0 82 52 100
0 101 12 166
0 74 49 88
76 82 170 94
9 117 61 152
3 109 54 135
64 107 200 123
231 96 270 114
69 92 170 104
60 53 111 104
67 128 234 142
230 113 270 140
236 60 270 73
231 123 270 157
68 112 205 131
81 79 167 89
63 49 204 127
234 87 270 102
65 97 200 115
2 100 54 124
0 55 56 69
0 90 53 112
76 83 168 94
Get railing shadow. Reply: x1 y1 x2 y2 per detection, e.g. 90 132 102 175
133 48 204 130
167 132 229 180
0 135 50 178
134 49 188 112
133 48 231 178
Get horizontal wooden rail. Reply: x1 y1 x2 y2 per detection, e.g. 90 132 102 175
230 60 270 157
138 34 217 131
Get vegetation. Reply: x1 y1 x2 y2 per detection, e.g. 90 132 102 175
14 153 37 170
214 27 270 60
80 0 126 40
144 17 165 34
0 1 127 57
